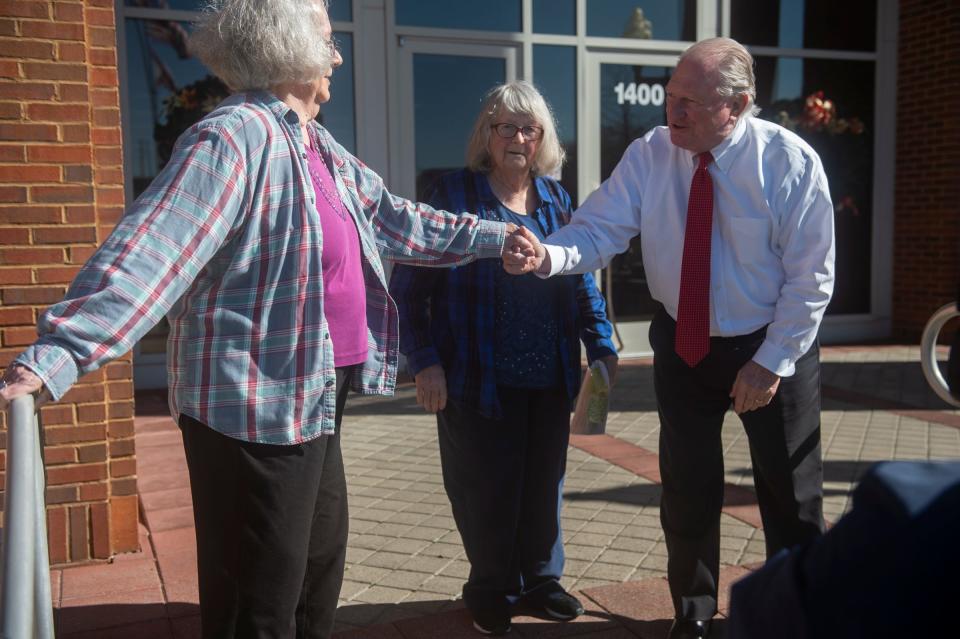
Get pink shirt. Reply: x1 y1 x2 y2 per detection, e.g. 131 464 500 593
306 144 368 367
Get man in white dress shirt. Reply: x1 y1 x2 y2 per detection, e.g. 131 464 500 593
509 37 834 639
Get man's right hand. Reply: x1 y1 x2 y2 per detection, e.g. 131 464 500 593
503 225 550 275
0 364 47 411
414 364 447 413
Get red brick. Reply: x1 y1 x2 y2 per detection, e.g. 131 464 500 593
2 326 39 346
39 404 75 426
56 40 86 62
0 1 50 19
64 164 92 182
3 284 68 306
79 482 108 501
90 127 119 145
0 307 34 325
0 122 57 141
90 87 118 107
0 227 29 243
20 21 85 41
0 267 32 285
46 484 79 504
0 82 56 100
77 403 107 423
61 384 105 404
0 19 15 36
54 2 84 22
108 419 135 438
107 380 133 400
22 62 86 82
96 186 123 205
0 205 62 223
95 166 122 184
0 60 19 79
26 144 90 163
106 362 132 379
35 264 81 283
61 123 89 142
93 146 121 166
47 463 108 486
33 226 96 244
63 204 94 223
47 507 68 565
89 48 116 67
90 502 111 559
0 185 26 202
0 164 59 182
68 245 96 263
30 184 93 203
109 437 135 457
92 107 119 127
58 83 87 102
110 477 137 496
89 66 116 87
110 457 136 478
69 504 89 562
45 446 78 465
44 423 106 445
0 142 25 159
0 247 65 264
88 26 116 48
110 494 139 553
108 401 133 419
77 443 108 464
27 102 88 122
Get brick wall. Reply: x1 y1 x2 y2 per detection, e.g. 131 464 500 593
0 0 138 564
893 0 960 340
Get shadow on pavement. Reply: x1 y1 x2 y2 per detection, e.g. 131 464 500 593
56 602 200 639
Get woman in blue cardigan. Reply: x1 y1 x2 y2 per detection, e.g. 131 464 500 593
390 81 618 636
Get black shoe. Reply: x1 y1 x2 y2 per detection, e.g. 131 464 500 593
668 617 711 639
523 582 585 621
472 608 511 636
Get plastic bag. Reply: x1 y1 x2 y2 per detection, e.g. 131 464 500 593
570 360 610 435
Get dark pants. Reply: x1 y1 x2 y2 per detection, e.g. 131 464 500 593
650 309 825 620
437 385 571 616
179 365 356 639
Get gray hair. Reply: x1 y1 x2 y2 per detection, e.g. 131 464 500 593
679 37 761 118
465 81 566 177
189 0 334 91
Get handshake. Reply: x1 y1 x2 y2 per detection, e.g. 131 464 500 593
501 224 548 275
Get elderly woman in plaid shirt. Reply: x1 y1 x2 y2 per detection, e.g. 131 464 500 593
0 1 540 637
390 82 619 636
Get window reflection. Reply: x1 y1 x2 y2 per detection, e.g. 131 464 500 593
413 54 506 199
534 0 575 35
533 45 577 202
600 63 672 322
124 18 216 197
319 33 356 154
731 0 876 52
587 0 695 41
329 0 352 22
396 0 521 32
755 57 875 314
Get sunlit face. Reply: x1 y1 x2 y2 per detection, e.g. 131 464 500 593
665 57 742 153
487 111 542 176
315 7 343 106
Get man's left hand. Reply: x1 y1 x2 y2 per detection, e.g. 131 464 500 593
730 360 780 414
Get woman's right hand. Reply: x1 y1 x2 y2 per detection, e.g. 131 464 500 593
414 364 447 413
0 364 47 411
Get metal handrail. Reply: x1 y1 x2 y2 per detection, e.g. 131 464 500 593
1 394 55 639
920 301 960 408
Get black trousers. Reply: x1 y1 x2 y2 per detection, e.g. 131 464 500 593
179 365 356 639
650 308 825 620
437 385 571 616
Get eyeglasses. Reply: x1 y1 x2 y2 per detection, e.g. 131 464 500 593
322 36 340 57
491 123 543 140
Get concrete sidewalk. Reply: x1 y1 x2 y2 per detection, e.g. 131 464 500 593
47 345 960 638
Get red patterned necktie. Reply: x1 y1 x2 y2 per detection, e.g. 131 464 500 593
675 152 714 367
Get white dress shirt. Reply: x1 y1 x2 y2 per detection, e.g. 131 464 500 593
542 117 835 377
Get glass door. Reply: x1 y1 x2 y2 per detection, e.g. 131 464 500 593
396 40 518 199
582 52 677 356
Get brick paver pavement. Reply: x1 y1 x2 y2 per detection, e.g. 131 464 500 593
43 346 960 638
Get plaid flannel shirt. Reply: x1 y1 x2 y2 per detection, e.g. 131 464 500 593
15 92 506 444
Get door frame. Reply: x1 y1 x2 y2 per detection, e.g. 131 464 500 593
580 50 678 357
395 38 519 198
